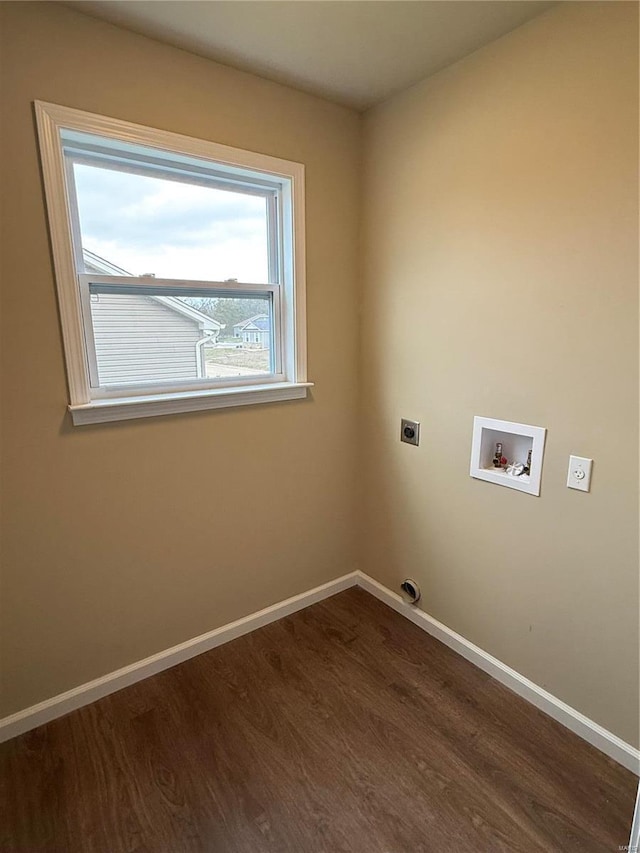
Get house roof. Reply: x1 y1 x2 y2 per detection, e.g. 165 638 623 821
243 317 270 332
83 249 223 332
234 313 269 331
154 296 222 331
83 249 131 276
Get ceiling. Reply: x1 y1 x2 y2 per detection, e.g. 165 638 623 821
70 1 555 111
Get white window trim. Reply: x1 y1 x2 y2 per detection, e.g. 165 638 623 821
34 101 310 425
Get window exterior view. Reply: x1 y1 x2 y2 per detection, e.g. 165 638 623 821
85 251 272 384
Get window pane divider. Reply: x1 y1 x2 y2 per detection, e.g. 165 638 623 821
79 274 279 296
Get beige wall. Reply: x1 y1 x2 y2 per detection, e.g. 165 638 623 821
361 2 639 745
0 2 360 716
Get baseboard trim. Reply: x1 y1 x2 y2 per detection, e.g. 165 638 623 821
2 569 638 776
0 571 358 744
355 571 640 776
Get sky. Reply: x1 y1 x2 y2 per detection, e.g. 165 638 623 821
73 163 269 283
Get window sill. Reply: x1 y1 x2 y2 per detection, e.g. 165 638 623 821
68 382 314 425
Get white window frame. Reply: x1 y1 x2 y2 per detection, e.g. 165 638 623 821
35 101 311 425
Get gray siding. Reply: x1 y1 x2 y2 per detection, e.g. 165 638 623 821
91 294 201 385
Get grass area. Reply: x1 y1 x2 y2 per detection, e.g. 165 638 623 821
204 345 270 372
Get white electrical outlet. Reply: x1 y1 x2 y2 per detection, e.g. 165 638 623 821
567 455 593 492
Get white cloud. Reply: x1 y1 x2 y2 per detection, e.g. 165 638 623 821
74 163 269 282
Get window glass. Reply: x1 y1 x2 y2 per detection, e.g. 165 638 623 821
184 295 273 380
73 162 270 283
89 290 273 386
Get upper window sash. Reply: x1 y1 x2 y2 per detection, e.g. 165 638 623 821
64 152 281 286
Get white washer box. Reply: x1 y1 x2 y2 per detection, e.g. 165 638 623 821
470 416 547 496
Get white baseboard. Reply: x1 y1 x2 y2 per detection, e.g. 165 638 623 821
2 568 638 778
0 571 358 744
355 571 640 776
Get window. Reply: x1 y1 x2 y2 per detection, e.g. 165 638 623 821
35 102 310 424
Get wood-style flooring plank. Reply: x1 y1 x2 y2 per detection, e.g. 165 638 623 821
0 587 636 852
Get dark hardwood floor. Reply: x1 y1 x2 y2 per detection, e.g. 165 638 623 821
0 587 636 852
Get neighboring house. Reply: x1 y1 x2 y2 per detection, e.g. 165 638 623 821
232 314 270 347
84 250 223 384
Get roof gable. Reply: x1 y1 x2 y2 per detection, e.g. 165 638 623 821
234 313 270 331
